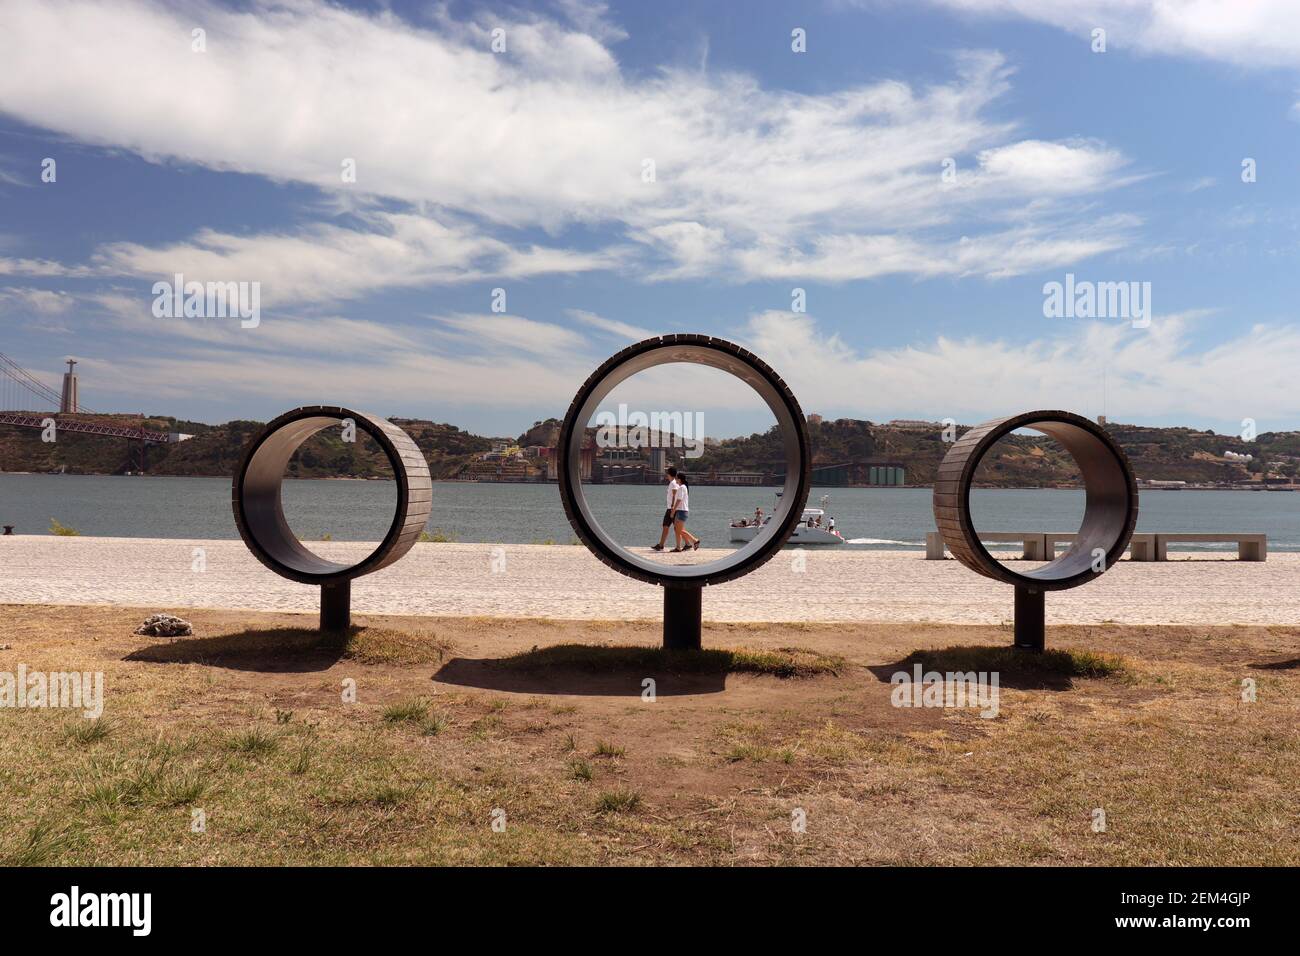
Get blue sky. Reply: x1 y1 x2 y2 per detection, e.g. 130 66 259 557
1 0 1299 438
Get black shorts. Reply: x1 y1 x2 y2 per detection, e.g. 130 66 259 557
662 508 674 527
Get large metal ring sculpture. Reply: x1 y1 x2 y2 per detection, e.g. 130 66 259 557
933 410 1138 650
232 405 432 631
558 335 811 650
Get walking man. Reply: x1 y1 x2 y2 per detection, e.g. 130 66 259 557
651 466 679 552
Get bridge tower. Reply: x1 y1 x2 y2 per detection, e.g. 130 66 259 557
60 358 78 413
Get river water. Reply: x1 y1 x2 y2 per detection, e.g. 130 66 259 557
1 474 1295 552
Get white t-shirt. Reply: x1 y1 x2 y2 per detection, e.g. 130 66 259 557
674 482 689 512
666 479 678 509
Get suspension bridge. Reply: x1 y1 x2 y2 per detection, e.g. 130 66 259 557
0 351 170 445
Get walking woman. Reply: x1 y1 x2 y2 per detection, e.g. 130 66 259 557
671 471 700 552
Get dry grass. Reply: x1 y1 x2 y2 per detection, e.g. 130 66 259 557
0 604 1297 866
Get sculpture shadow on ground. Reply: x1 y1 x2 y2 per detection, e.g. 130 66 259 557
432 644 844 697
867 644 1129 692
1249 657 1300 671
125 626 354 673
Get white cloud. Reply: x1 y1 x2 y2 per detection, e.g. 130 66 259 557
740 308 1300 426
0 0 1140 283
921 1 1300 68
89 213 618 305
0 286 75 314
430 313 590 357
566 309 655 342
731 215 1138 281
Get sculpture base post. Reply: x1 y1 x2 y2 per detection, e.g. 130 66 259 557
1014 586 1044 651
320 580 351 633
663 585 702 651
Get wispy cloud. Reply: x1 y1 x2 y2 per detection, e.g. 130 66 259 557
0 0 1140 283
566 309 655 342
919 1 1300 69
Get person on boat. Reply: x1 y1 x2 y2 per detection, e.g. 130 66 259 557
651 467 679 552
671 471 700 552
754 507 764 525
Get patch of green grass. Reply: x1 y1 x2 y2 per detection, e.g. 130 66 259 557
498 644 844 678
291 743 314 775
329 784 411 809
595 789 641 814
63 718 114 745
594 740 626 759
156 771 206 808
370 785 407 808
225 728 279 756
1 821 76 866
49 517 80 536
724 743 769 763
79 752 204 813
569 758 594 782
383 698 430 724
419 528 458 543
420 715 450 737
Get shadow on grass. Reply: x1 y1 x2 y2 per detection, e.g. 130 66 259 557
1250 658 1300 670
867 644 1129 691
433 643 843 697
126 625 454 672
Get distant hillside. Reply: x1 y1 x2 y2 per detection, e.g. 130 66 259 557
692 418 1300 487
0 415 494 480
3 412 1298 485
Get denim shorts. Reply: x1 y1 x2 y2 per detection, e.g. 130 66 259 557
674 510 688 522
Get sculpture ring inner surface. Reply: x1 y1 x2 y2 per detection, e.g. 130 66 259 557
232 405 432 586
933 410 1138 591
558 334 811 588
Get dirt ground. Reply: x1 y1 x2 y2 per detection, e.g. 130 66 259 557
1 604 1297 866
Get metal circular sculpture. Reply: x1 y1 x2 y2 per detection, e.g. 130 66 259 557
933 409 1138 649
232 405 432 630
558 334 811 649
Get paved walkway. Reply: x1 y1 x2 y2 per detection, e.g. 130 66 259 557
2 536 1297 625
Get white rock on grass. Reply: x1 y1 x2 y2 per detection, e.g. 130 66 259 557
135 613 194 638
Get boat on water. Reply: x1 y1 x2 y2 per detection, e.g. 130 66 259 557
729 493 845 545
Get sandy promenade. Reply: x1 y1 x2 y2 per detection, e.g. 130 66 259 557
2 535 1298 625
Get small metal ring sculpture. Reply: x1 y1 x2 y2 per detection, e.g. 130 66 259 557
933 410 1138 649
558 335 811 650
232 406 432 631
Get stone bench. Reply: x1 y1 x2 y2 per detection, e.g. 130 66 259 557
1042 532 1156 561
926 531 1047 560
1152 533 1267 561
926 531 1159 561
